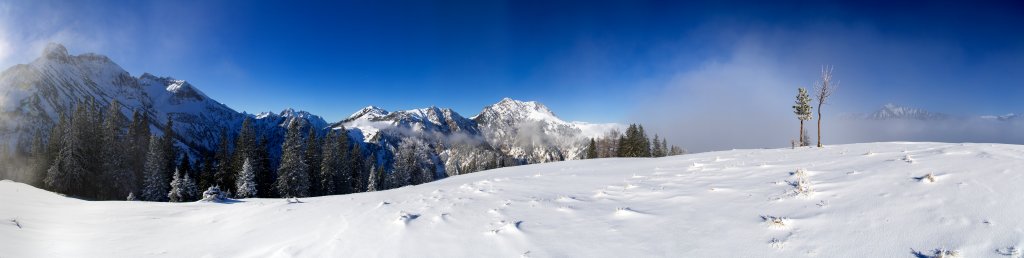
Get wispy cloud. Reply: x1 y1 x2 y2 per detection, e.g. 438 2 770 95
632 21 1024 152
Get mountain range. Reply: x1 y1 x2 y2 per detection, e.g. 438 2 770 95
0 43 621 175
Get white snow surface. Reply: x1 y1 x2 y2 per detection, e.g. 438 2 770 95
4 142 1022 257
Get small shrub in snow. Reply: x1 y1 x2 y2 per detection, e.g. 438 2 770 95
201 186 227 202
770 236 782 248
919 173 937 183
789 170 814 198
761 215 790 229
791 168 808 178
10 218 21 229
931 249 961 258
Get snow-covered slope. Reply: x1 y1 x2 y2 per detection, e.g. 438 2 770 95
3 142 1019 257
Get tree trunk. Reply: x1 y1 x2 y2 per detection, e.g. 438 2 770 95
799 120 805 147
817 103 823 148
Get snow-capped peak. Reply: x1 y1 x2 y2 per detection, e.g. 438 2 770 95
42 43 70 61
348 106 389 120
475 97 562 123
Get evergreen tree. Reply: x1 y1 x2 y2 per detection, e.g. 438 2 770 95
391 141 419 188
44 113 66 186
651 135 663 157
586 138 598 159
792 87 814 147
141 135 169 201
638 125 651 157
276 120 310 198
182 171 198 201
198 153 216 191
660 138 669 157
101 100 132 199
168 168 187 202
254 136 276 198
304 127 323 196
127 109 150 194
319 131 342 195
29 130 47 187
348 143 366 191
235 158 257 198
366 153 380 192
45 104 88 196
168 168 198 202
231 117 256 189
214 129 235 194
160 118 178 191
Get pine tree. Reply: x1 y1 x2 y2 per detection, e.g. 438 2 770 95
586 138 598 159
319 131 342 195
182 172 198 201
660 138 669 157
651 135 663 157
142 135 170 201
44 112 66 186
366 153 380 192
101 100 132 199
160 118 178 191
638 125 651 157
168 168 186 202
214 129 235 194
304 127 323 196
45 104 88 196
79 97 104 198
254 136 276 198
276 120 310 198
348 143 365 191
29 130 47 187
235 158 257 198
127 109 150 194
793 87 814 147
391 141 419 188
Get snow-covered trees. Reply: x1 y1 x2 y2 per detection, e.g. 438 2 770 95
276 120 311 198
235 158 257 198
141 135 170 201
793 87 813 147
44 99 100 197
814 66 838 148
168 168 198 202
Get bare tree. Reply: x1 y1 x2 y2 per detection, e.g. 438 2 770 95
813 66 838 148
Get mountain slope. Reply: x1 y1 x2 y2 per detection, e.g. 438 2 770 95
843 103 949 121
473 98 613 163
2 142 1020 257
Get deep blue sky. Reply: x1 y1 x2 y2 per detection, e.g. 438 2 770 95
1 0 1022 125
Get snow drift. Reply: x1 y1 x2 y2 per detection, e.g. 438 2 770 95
2 142 1023 257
